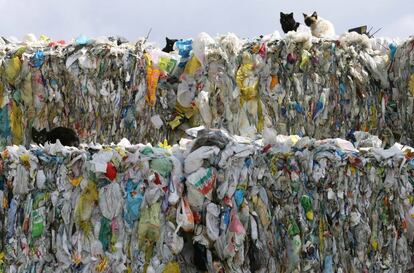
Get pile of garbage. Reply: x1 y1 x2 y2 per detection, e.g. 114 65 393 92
0 33 412 147
1 129 414 272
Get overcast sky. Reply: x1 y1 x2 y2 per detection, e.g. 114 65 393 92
0 0 413 46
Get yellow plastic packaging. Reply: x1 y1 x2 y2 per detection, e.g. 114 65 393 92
236 52 264 131
146 66 160 107
269 75 279 90
74 181 98 234
21 72 33 106
10 100 24 145
145 53 160 107
184 56 201 76
5 56 21 86
162 262 180 273
409 74 414 96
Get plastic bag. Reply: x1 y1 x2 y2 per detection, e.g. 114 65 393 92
10 100 23 145
206 203 220 241
168 156 183 205
99 182 123 220
31 207 45 238
145 54 161 107
31 50 44 68
162 261 180 273
186 167 216 196
177 77 196 108
236 53 259 102
14 164 29 195
75 35 92 46
176 198 194 232
138 202 161 246
124 180 144 227
4 56 21 85
0 106 11 145
74 181 98 234
184 146 220 174
407 206 414 242
150 158 173 178
195 91 212 127
175 39 193 59
165 222 184 255
192 32 215 66
105 162 117 181
148 49 180 75
409 74 414 96
190 129 229 151
99 217 112 251
184 55 201 75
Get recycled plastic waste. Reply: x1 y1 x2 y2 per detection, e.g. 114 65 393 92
0 33 412 148
0 129 413 272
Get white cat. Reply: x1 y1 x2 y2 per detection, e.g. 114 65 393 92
303 12 336 38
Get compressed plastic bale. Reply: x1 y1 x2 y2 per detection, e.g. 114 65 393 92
0 34 412 146
0 134 413 271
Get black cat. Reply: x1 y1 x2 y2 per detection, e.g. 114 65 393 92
162 37 178 53
32 127 80 147
280 12 300 33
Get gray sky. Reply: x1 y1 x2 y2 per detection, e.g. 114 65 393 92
0 0 413 46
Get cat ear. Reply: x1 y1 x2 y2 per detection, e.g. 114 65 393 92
32 127 38 134
303 13 307 18
280 12 284 17
312 11 318 18
41 128 47 134
165 37 169 42
289 12 293 17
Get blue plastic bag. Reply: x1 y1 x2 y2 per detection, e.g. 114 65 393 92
0 106 11 146
176 39 193 59
75 35 92 46
124 180 144 227
176 39 193 68
234 189 244 207
31 50 44 68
